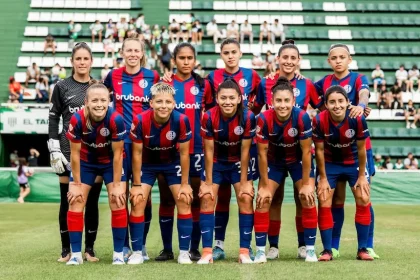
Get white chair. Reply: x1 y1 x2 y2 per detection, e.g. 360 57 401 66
97 0 109 9
91 42 104 52
336 16 349 25
108 13 119 22
42 0 54 8
328 30 340 39
92 57 103 68
169 0 179 9
55 0 65 8
225 14 236 23
75 0 87 8
250 44 261 54
64 0 76 8
213 1 224 10
236 14 247 24
297 44 309 54
346 44 355 54
28 12 40 22
119 13 130 21
235 1 246 10
86 0 98 9
240 44 250 53
279 2 291 10
180 1 191 10
247 2 258 10
216 59 225 68
40 12 52 22
340 30 352 40
64 57 72 68
335 2 346 11
74 13 86 22
413 93 420 103
380 109 393 120
247 15 259 24
43 57 55 67
85 13 97 23
37 27 49 36
169 14 180 23
23 89 37 100
33 42 45 52
14 72 27 83
24 27 37 37
293 15 304 25
300 59 311 70
240 59 253 68
21 42 34 52
17 57 31 67
261 44 275 53
56 42 68 52
31 0 42 8
108 0 119 9
102 58 113 67
31 57 43 67
96 13 109 23
369 109 380 120
391 109 405 120
269 2 280 10
402 92 413 103
258 1 269 10
224 1 236 10
62 13 74 22
259 15 270 23
349 60 358 70
323 2 335 11
213 14 226 24
54 57 67 67
280 15 293 24
51 12 63 22
290 2 303 11
369 92 377 103
325 16 336 25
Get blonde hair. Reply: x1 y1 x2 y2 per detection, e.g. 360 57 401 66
121 33 147 67
150 83 176 98
84 80 109 130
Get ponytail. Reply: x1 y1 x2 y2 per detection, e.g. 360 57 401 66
17 158 27 176
277 39 300 57
216 78 244 126
271 76 294 97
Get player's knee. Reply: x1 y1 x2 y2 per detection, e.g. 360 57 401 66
68 201 85 212
176 200 191 215
354 195 370 206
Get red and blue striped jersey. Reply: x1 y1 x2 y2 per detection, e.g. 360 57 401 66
66 108 126 164
104 66 160 143
164 74 213 154
201 107 256 163
130 109 192 164
314 72 369 107
207 67 261 107
256 107 312 166
312 110 370 166
255 74 323 111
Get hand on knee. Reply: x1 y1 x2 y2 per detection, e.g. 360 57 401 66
200 194 215 212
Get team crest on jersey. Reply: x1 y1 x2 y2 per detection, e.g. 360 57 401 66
238 78 248 88
100 128 110 137
344 85 352 93
293 88 300 97
139 79 148 89
234 126 244 135
166 130 176 140
190 86 199 95
345 129 355 138
288 128 298 137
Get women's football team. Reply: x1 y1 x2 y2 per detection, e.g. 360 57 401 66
48 34 379 265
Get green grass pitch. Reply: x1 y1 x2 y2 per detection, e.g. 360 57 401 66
1 203 419 280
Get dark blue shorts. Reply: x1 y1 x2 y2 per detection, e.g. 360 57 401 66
268 161 315 184
316 162 370 189
70 161 126 186
201 161 252 186
190 153 204 177
366 148 375 177
123 142 132 182
142 160 183 187
250 144 259 181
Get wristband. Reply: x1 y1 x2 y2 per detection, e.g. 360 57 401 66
358 103 366 109
132 184 142 187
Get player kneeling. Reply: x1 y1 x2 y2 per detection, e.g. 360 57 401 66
65 81 127 265
313 85 373 261
198 79 256 264
255 77 318 263
129 83 193 265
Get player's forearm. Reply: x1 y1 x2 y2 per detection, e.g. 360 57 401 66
240 143 251 183
358 89 370 107
204 142 214 184
357 140 367 177
314 145 327 179
112 143 123 185
301 145 311 185
257 146 269 185
70 152 81 183
180 146 190 185
132 144 142 185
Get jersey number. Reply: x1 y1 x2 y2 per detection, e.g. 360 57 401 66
194 154 204 171
175 165 182 177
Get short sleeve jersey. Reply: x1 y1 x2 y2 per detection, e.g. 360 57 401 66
66 108 126 164
201 107 256 163
130 109 192 164
312 110 370 166
256 107 312 166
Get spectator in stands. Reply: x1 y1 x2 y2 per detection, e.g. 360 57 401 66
105 19 116 39
35 77 49 103
189 12 196 24
10 150 19 167
252 52 264 68
160 26 170 45
404 99 417 129
117 17 128 42
226 20 239 40
103 34 115 58
180 21 189 42
68 20 78 41
382 156 394 170
152 24 161 45
16 158 32 204
44 34 56 56
377 84 390 109
101 64 111 81
169 19 180 44
395 159 404 169
9 77 23 103
127 18 136 38
374 154 384 170
395 64 408 90
135 13 145 32
206 19 223 44
240 19 253 44
371 64 386 93
411 108 420 129
51 63 60 84
159 44 172 74
390 82 403 109
89 20 104 43
191 20 203 45
270 19 285 44
28 148 40 167
25 62 40 87
58 66 66 80
408 64 419 93
259 21 271 44
404 152 418 169
194 63 205 77
40 67 51 84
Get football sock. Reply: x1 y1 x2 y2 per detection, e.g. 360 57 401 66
355 203 371 249
268 220 281 248
239 212 254 249
84 182 101 249
254 211 269 248
177 213 193 251
199 211 214 249
331 204 344 250
159 205 175 251
190 206 201 251
302 207 317 247
295 216 305 247
111 209 127 253
319 207 333 251
67 211 83 253
129 215 144 252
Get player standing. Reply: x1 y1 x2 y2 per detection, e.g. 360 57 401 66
65 82 127 265
48 43 102 262
253 40 323 259
254 77 317 263
198 79 256 264
104 33 160 261
157 42 213 261
129 83 193 264
313 85 373 261
314 44 378 259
